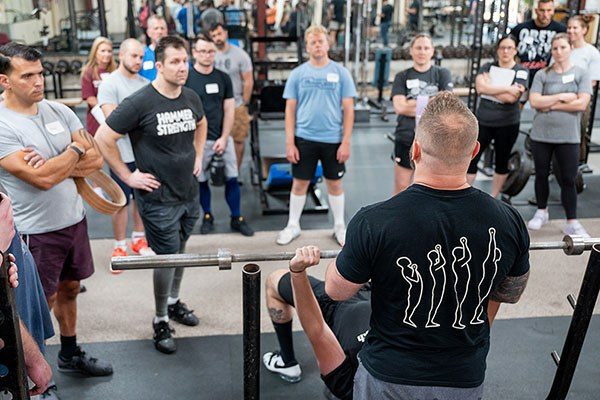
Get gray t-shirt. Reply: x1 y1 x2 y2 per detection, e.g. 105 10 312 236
97 70 149 163
214 45 253 107
530 66 593 143
570 44 600 81
0 100 85 234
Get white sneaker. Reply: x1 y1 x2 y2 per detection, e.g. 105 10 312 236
563 221 590 238
333 224 346 246
527 210 549 230
276 225 301 245
262 351 302 383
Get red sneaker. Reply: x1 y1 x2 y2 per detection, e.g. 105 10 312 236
130 237 155 256
110 247 127 275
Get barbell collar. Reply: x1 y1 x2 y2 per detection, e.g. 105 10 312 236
218 248 232 270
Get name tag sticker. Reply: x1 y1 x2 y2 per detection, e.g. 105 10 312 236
406 79 420 89
327 73 339 83
516 70 528 80
143 60 154 70
205 83 219 94
562 74 575 84
45 121 65 135
100 72 110 80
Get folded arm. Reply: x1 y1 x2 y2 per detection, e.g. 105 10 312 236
393 95 417 117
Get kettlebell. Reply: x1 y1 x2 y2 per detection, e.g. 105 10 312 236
209 154 226 186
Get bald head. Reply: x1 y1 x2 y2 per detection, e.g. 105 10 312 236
118 39 144 75
415 92 478 169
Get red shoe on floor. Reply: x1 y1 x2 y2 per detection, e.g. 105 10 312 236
130 237 155 256
110 247 127 275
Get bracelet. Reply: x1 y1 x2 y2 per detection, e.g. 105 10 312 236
69 144 85 158
288 260 306 274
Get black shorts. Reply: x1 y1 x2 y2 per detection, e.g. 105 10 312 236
110 161 137 206
393 140 413 169
292 137 345 181
277 272 337 324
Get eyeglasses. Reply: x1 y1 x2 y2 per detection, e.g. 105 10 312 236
498 46 516 51
196 49 216 55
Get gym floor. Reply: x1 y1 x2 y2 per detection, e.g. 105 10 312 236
43 107 600 399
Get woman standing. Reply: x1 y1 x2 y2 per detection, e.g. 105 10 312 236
528 33 592 237
466 35 527 198
391 33 453 194
81 37 116 136
567 15 600 163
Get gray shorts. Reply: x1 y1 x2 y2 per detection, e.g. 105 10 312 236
353 362 484 400
198 136 238 182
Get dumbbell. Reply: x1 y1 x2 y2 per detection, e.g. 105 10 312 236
55 59 71 75
442 45 455 59
70 59 83 75
42 61 55 76
454 45 469 58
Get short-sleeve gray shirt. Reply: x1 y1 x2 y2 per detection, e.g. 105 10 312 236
570 44 600 82
0 100 85 234
97 70 149 163
530 66 593 143
214 45 253 107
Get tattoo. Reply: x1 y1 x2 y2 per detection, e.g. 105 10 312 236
74 129 100 153
489 271 530 304
268 307 286 323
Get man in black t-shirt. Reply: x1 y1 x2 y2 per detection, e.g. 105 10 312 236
407 0 421 31
324 92 530 399
379 0 394 46
185 36 254 237
509 0 566 86
263 246 370 400
96 36 208 355
328 0 345 47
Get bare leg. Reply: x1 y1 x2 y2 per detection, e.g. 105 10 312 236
266 269 294 323
131 201 145 232
491 173 508 198
394 164 413 195
291 178 311 196
111 206 128 242
234 141 245 172
324 178 343 196
52 280 80 336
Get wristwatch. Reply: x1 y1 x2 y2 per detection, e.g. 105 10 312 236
69 144 85 158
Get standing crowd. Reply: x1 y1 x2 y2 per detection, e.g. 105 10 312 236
0 0 599 399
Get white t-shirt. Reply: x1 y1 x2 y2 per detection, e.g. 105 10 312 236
570 43 600 81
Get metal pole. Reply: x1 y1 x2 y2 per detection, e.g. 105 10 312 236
67 0 79 52
353 0 363 83
547 244 600 400
243 264 261 400
127 0 136 38
97 0 108 37
344 0 352 66
0 253 30 400
111 237 600 270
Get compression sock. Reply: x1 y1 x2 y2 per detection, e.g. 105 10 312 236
131 231 145 241
199 181 212 214
287 193 306 228
272 320 297 365
114 240 127 249
328 192 345 227
225 178 241 218
59 335 78 359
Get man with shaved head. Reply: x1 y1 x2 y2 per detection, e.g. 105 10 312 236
140 15 168 81
97 38 153 266
324 92 531 398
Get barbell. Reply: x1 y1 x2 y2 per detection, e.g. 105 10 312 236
111 235 600 271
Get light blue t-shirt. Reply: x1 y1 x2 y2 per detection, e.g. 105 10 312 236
283 61 357 143
140 46 157 81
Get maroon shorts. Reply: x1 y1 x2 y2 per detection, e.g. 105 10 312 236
24 217 94 298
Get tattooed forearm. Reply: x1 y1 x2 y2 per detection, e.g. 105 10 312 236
268 307 287 323
489 271 530 304
74 129 100 152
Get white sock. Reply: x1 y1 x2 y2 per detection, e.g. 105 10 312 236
328 193 345 227
154 315 169 324
167 296 179 306
132 231 145 241
114 240 126 249
287 193 306 228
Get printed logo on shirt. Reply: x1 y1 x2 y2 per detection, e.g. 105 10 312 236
155 109 196 136
406 81 441 99
517 28 558 66
301 77 337 91
356 329 370 343
394 228 501 330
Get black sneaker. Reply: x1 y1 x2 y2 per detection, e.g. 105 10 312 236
168 300 199 326
200 213 214 234
41 384 60 400
57 347 113 376
231 216 254 237
153 321 176 354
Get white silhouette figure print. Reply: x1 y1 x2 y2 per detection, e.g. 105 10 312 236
425 245 447 328
397 256 424 328
471 228 502 325
451 237 472 329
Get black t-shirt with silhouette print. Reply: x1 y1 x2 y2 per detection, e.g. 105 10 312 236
106 84 205 204
336 184 530 388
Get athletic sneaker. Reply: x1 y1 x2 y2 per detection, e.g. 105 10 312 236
231 216 254 237
563 221 590 238
333 225 346 247
57 347 113 376
153 320 176 354
110 247 127 274
262 351 302 383
276 225 301 245
527 210 549 230
201 213 215 234
168 300 199 326
41 384 60 400
130 237 155 256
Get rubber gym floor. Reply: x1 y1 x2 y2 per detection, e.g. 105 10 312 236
44 107 600 399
